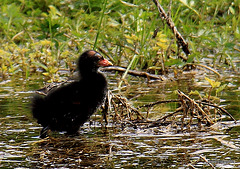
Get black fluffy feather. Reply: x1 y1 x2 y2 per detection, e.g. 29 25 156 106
31 50 111 138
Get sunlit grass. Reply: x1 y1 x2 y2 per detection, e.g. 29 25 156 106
0 0 239 81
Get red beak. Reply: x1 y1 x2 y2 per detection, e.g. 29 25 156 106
98 59 113 67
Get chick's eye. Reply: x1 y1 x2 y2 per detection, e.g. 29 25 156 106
94 53 103 60
94 53 100 57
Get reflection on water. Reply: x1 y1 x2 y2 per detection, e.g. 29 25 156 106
0 72 240 168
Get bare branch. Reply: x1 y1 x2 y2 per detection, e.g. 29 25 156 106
152 0 190 58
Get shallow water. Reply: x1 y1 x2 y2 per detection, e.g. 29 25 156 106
0 70 240 168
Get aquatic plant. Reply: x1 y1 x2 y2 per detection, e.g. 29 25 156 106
0 0 239 81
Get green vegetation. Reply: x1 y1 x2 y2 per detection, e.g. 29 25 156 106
0 0 239 81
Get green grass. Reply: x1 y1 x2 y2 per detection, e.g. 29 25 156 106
0 0 239 81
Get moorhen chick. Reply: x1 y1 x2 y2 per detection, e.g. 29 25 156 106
31 50 112 138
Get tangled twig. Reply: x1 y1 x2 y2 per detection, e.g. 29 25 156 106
104 89 236 131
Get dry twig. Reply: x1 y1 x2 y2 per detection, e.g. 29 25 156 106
105 91 145 124
183 63 221 77
199 155 216 169
102 66 166 80
152 0 190 58
107 89 236 131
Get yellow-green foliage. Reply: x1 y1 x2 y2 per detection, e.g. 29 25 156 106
0 0 239 81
